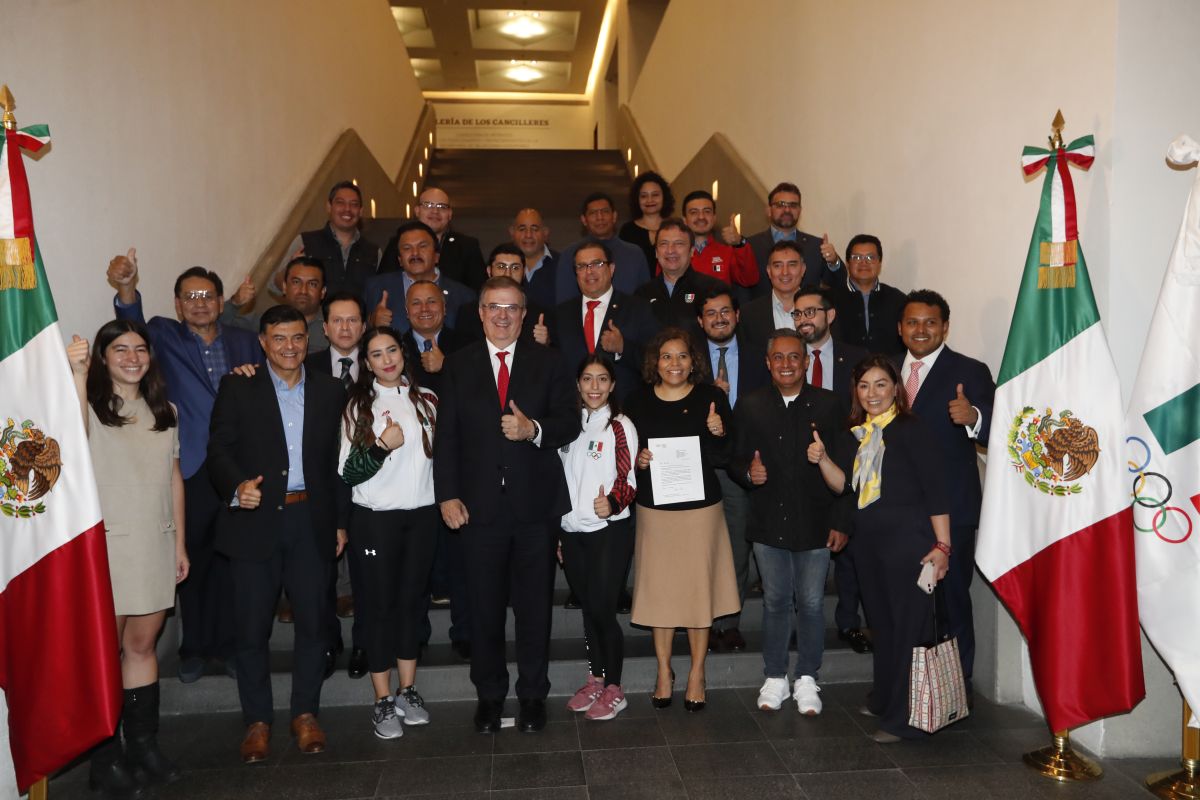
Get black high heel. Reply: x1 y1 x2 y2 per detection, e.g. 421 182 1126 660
684 676 706 712
651 669 675 708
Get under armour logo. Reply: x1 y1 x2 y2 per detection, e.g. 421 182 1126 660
364 548 377 556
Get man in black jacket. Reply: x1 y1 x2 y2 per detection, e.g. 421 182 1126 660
635 217 725 341
731 328 849 716
829 234 906 356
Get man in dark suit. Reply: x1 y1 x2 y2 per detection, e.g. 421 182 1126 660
895 289 995 695
365 220 476 334
554 193 651 304
455 244 550 347
208 305 350 762
378 187 487 292
548 239 658 401
792 287 871 654
830 234 907 356
635 217 725 341
107 252 261 684
511 208 558 311
746 182 844 296
741 240 808 359
400 279 463 395
433 277 579 734
696 285 770 653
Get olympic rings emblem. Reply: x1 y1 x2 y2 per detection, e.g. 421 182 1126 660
1126 435 1193 545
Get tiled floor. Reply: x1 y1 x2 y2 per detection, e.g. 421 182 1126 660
49 683 1175 799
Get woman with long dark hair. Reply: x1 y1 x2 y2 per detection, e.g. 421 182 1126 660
338 326 439 739
810 354 951 742
68 320 188 798
619 170 675 269
560 354 638 721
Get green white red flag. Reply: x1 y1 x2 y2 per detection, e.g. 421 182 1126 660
1127 134 1200 729
0 122 122 790
976 134 1145 732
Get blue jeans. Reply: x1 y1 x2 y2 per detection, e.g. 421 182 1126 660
754 543 830 680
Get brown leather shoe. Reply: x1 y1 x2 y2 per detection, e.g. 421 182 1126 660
240 722 270 764
335 595 355 618
277 599 294 624
290 713 326 754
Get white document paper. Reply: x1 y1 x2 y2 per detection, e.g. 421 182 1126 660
648 435 705 504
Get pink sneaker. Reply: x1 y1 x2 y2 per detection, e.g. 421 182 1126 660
585 684 628 721
566 675 604 712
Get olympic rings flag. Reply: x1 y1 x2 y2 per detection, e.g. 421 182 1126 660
1127 134 1200 729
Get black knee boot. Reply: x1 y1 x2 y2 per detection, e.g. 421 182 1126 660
122 683 182 785
88 733 145 799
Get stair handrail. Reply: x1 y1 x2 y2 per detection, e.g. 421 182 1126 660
617 104 659 179
394 101 438 211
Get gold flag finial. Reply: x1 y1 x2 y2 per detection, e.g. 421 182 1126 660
0 85 15 131
1049 109 1065 150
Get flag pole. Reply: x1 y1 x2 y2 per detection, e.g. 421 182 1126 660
1022 729 1103 781
1145 700 1200 799
27 777 48 799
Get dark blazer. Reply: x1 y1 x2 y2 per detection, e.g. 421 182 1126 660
362 272 476 335
731 383 851 551
812 339 869 415
378 228 486 293
738 293 790 361
747 229 841 296
548 291 659 401
830 279 907 356
115 292 262 480
635 267 725 341
207 369 350 561
400 326 464 395
894 346 996 529
432 340 580 525
702 330 770 410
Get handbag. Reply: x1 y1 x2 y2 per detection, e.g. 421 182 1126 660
907 584 970 733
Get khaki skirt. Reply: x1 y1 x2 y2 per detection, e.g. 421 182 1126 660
630 502 741 629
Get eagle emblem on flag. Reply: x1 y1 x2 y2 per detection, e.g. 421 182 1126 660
1 417 62 518
1007 407 1100 496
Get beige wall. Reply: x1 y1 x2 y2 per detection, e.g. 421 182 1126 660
1 0 424 338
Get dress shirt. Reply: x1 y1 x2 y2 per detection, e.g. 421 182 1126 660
771 291 794 331
412 329 441 352
581 287 614 352
526 245 552 282
901 344 983 438
707 337 741 408
188 328 231 392
805 337 832 390
268 364 307 490
329 346 360 382
663 276 677 297
485 338 543 446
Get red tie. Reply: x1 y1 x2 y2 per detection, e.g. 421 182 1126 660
905 361 924 406
811 348 823 389
584 300 601 354
496 350 510 409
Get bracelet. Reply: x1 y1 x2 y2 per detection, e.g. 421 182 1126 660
934 541 952 556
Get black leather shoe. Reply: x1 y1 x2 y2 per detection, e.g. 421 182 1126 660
838 628 873 654
617 588 633 615
473 699 502 734
451 639 472 661
347 647 367 679
517 698 547 732
707 627 729 653
723 627 746 651
322 649 336 681
563 591 581 610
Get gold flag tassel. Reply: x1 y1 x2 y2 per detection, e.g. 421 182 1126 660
1146 700 1200 799
0 237 37 290
1023 728 1103 782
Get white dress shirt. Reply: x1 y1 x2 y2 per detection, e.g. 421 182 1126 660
581 286 614 352
485 337 543 446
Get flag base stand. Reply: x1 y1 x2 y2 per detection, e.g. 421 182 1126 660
1145 701 1200 799
1023 730 1102 782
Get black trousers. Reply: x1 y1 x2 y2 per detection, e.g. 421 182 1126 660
351 504 438 673
460 500 556 702
833 536 864 631
944 525 977 691
560 518 634 686
326 542 365 651
231 502 332 725
178 466 235 661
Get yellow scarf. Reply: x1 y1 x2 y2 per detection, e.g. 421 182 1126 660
851 404 898 509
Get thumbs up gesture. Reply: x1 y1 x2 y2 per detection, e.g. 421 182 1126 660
420 341 444 374
599 319 624 354
230 274 256 306
706 401 725 437
373 290 393 327
377 415 404 450
807 429 827 464
237 475 264 509
720 213 742 245
107 247 139 285
66 334 90 374
501 399 536 442
748 450 767 485
533 312 549 345
947 382 978 426
593 485 613 519
819 233 838 264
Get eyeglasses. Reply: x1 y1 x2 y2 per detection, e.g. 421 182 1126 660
848 253 879 263
574 259 609 272
418 201 451 211
790 307 826 319
483 303 523 314
771 201 801 210
490 261 523 273
180 290 217 302
701 308 734 319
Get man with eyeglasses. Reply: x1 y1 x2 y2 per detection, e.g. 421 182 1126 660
829 234 906 355
108 250 262 684
548 241 658 402
747 182 844 297
434 276 579 735
553 192 650 304
681 190 760 290
510 208 558 310
740 240 809 359
792 287 871 656
379 187 487 292
457 243 549 346
695 286 769 654
363 220 477 335
636 218 725 342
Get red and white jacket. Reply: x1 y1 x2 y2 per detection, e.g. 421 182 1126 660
558 405 637 532
691 238 759 288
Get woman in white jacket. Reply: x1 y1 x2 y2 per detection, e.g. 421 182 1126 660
339 326 439 740
560 354 638 721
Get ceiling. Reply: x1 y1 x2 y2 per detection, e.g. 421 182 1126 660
390 1 610 98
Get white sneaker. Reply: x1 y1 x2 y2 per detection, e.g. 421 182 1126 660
757 677 790 711
793 676 822 715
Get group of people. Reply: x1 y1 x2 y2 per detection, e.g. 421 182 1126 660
72 173 996 797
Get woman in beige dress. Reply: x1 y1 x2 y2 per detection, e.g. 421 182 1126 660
69 319 188 798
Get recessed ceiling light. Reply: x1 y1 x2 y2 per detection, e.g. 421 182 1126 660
505 64 544 84
499 14 547 40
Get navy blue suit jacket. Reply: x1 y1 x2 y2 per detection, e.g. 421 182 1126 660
362 272 476 335
114 292 262 479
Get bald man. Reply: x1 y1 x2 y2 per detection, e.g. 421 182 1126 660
511 208 558 310
380 187 487 293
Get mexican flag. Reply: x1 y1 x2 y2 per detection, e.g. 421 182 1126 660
0 121 122 790
975 133 1144 732
1127 134 1200 729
